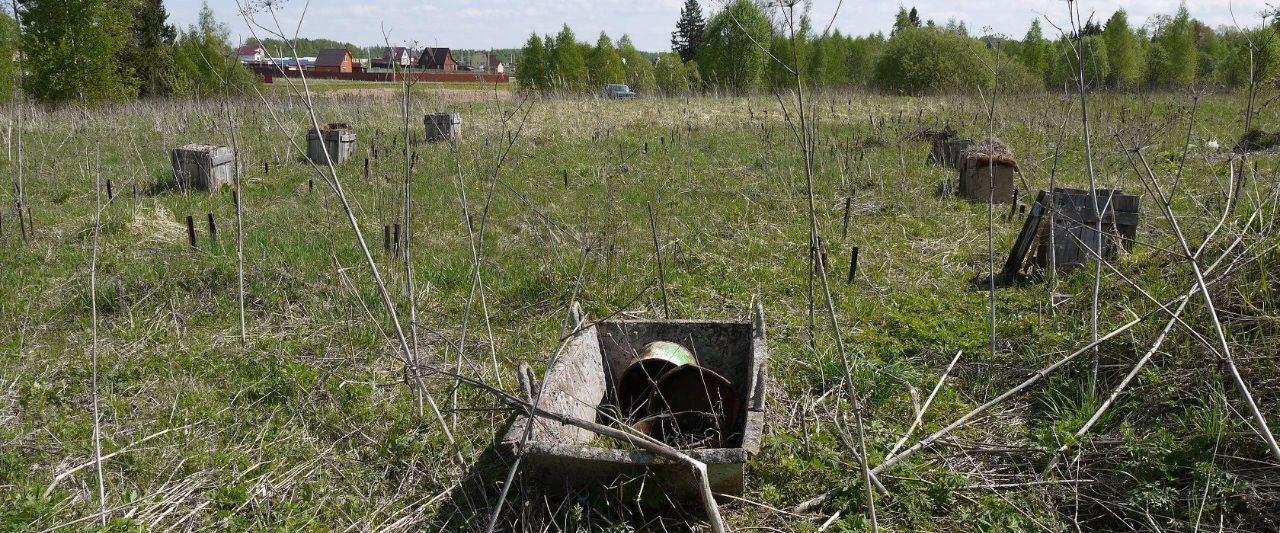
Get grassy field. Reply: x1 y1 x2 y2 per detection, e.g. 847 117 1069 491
1 83 1278 531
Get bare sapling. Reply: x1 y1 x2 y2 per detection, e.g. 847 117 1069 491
89 143 108 525
977 35 1000 359
1065 1 1105 395
1045 103 1072 288
448 99 534 430
235 1 458 455
1123 146 1280 462
216 47 249 347
730 0 878 527
382 29 424 406
9 0 24 244
1229 7 1279 206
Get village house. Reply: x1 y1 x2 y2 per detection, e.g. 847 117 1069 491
237 45 264 63
418 47 459 71
373 47 415 69
314 48 354 73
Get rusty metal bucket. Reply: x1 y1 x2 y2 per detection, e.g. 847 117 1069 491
616 341 696 421
644 364 741 449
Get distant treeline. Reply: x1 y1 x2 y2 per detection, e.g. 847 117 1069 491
7 0 1273 105
248 37 374 60
518 28 668 95
4 1 253 104
521 0 1280 96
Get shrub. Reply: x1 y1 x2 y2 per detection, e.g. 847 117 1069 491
698 0 770 95
654 53 692 96
872 27 994 94
994 53 1044 94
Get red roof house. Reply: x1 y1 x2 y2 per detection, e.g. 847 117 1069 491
314 48 354 73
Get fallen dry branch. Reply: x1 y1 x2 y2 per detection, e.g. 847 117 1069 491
43 425 195 498
873 244 1260 477
889 350 963 458
1128 147 1280 462
1036 213 1254 473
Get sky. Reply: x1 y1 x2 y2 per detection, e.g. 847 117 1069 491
170 0 1276 52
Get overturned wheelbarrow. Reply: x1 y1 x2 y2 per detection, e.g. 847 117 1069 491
503 303 768 498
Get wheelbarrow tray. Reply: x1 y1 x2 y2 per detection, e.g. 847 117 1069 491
503 307 768 499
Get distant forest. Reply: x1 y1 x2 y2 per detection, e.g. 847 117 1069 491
246 37 374 59
5 0 1275 106
519 0 1280 96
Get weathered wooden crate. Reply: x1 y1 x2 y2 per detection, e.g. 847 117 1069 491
930 136 947 165
170 144 233 191
959 157 1015 204
504 304 767 500
424 112 461 143
924 129 955 165
1034 188 1139 272
1003 188 1140 277
943 139 972 169
307 123 357 165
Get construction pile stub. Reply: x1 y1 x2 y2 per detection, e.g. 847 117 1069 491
958 139 1016 204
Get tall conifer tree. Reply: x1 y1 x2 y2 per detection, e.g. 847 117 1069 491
671 0 705 63
123 0 176 97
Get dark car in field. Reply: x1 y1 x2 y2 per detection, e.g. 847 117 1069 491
605 84 637 99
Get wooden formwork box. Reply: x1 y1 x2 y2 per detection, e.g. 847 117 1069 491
1003 188 1140 277
929 137 947 165
943 139 972 169
1035 188 1139 272
925 131 955 165
958 157 1015 204
424 112 461 143
170 144 233 191
307 123 357 164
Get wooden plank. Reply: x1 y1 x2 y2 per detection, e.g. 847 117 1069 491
1002 190 1046 278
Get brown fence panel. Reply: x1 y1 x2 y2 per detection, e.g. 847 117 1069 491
247 64 509 84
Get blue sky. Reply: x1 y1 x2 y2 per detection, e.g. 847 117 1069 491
170 1 1275 52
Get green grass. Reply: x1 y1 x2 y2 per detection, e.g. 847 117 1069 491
0 87 1278 530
